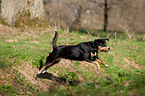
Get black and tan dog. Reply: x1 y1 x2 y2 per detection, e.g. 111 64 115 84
38 29 110 74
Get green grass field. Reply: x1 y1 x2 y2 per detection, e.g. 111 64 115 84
0 25 145 95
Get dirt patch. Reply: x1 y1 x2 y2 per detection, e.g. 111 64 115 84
12 63 54 90
0 24 18 34
124 57 144 69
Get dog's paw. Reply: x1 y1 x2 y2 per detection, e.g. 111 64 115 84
37 71 41 75
42 70 46 74
98 68 100 70
105 65 109 67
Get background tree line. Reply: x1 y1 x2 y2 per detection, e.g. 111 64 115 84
1 0 145 33
44 0 145 33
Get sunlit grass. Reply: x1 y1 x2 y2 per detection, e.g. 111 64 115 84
0 28 145 95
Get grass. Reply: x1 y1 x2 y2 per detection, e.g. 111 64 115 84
0 25 145 95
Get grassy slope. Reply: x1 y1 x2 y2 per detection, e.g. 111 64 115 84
0 25 145 95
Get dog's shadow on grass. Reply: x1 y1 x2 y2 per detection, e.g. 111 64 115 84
37 57 80 86
36 72 80 86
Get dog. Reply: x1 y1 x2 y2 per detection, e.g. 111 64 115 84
38 29 110 74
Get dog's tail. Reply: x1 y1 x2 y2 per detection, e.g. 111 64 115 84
53 29 58 48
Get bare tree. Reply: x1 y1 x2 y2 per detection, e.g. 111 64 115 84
44 0 103 31
69 1 83 31
108 0 145 32
43 0 145 33
0 0 1 13
1 0 46 27
103 0 109 32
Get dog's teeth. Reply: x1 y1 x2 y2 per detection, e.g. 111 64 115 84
98 68 100 69
105 65 109 67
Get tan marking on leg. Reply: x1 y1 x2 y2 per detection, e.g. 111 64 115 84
39 58 62 74
45 58 62 70
97 59 109 66
38 66 46 74
93 61 100 69
46 58 62 67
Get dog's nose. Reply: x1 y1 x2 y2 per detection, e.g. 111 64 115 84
107 46 110 50
108 47 110 50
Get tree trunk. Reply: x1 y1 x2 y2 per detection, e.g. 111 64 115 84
70 5 82 31
1 0 46 27
103 0 109 32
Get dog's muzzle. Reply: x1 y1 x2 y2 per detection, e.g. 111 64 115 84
107 46 110 50
99 46 110 52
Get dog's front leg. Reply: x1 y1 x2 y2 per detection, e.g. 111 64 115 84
93 61 100 69
88 52 100 69
97 58 109 67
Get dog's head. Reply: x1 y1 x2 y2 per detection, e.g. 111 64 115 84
93 39 110 52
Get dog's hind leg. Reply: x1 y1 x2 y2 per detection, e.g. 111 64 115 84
93 61 100 69
38 65 46 74
43 58 61 73
37 58 62 74
37 62 54 74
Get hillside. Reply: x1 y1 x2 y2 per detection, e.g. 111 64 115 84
0 24 145 95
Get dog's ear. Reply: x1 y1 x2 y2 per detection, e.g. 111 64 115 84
105 38 109 41
94 39 98 43
94 39 99 45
